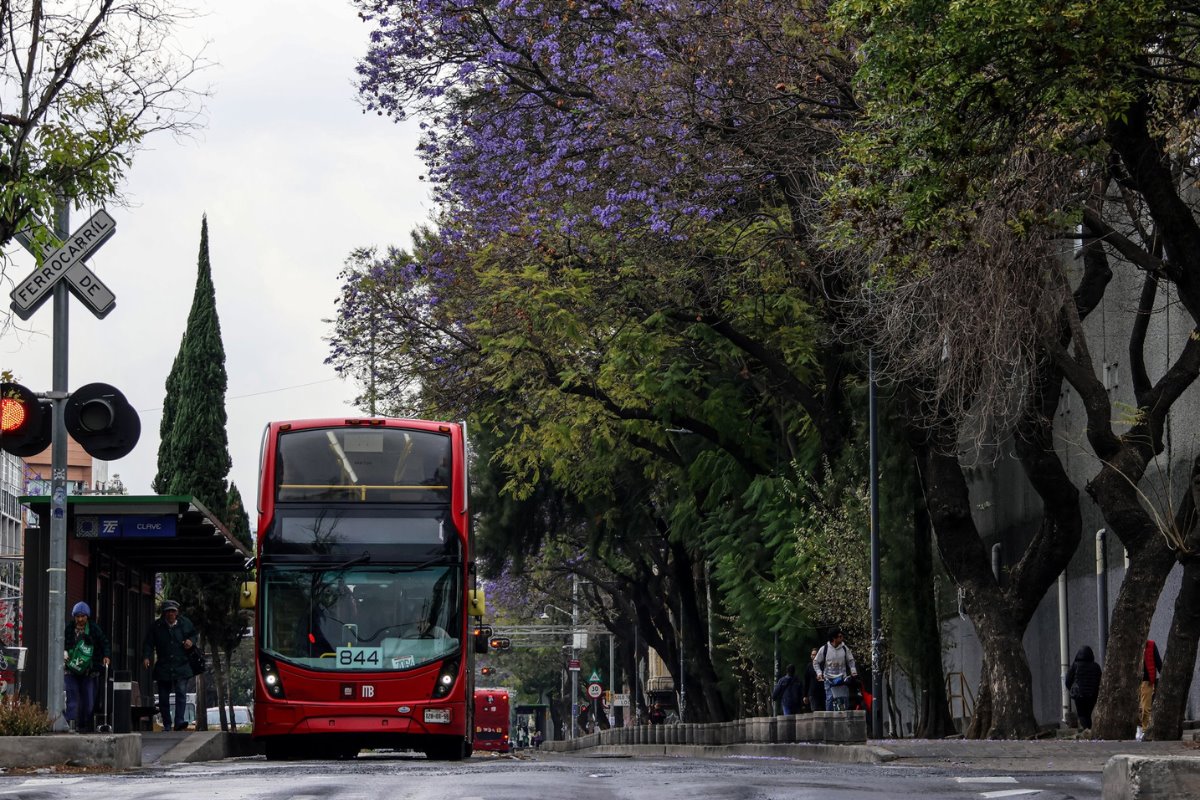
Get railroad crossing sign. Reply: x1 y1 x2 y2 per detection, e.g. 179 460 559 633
587 682 603 699
10 209 117 320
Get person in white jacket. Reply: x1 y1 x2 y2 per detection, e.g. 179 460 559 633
814 628 857 711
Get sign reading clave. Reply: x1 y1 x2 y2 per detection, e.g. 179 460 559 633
74 515 177 539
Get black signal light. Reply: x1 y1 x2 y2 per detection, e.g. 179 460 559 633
64 382 140 459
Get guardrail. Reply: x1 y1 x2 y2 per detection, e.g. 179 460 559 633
542 710 867 752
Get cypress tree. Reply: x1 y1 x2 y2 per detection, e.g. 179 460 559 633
154 215 238 728
160 215 231 508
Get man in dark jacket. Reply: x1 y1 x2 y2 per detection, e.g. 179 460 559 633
1065 645 1102 731
772 664 804 715
142 599 199 731
804 647 825 712
64 601 110 732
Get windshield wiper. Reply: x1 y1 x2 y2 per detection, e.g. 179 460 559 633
393 555 453 573
331 552 371 571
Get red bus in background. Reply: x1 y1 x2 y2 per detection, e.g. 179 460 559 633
246 418 485 761
473 688 511 753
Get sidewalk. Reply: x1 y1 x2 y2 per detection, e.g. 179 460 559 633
872 738 1200 773
548 737 1200 774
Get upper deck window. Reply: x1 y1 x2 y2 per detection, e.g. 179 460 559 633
276 427 451 503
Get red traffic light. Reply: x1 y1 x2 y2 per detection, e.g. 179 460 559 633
474 624 493 655
488 637 511 651
0 382 52 457
481 666 495 676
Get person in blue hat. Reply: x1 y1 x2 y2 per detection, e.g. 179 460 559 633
142 599 199 731
63 601 110 733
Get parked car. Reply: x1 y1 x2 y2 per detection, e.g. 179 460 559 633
186 704 253 731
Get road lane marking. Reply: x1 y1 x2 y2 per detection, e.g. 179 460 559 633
980 791 1039 798
955 776 1018 783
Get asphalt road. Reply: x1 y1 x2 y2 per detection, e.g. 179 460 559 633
0 750 1104 800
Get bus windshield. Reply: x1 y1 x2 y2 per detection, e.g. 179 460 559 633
275 427 451 503
261 565 461 671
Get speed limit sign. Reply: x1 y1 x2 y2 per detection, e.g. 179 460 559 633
587 682 603 699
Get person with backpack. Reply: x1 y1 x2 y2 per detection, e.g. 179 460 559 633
63 601 111 733
814 627 858 712
772 663 804 715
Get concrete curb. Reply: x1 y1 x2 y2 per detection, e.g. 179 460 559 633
157 732 262 764
1103 754 1200 800
0 733 141 770
545 742 897 764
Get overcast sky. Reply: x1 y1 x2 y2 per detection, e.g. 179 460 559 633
1 1 429 517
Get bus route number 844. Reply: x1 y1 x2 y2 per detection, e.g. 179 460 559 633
337 647 382 668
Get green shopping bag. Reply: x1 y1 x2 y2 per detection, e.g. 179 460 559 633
66 637 94 675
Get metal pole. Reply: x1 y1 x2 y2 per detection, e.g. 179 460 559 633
571 575 578 738
608 632 615 727
678 594 685 721
46 202 70 731
1058 572 1070 727
1096 529 1108 663
868 349 883 739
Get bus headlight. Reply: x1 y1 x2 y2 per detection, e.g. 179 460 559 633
431 659 459 698
260 654 286 699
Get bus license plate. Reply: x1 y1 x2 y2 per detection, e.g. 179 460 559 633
424 708 451 724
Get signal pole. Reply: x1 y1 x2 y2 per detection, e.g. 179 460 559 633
46 203 70 731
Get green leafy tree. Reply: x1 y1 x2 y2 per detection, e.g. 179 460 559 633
833 0 1200 739
0 0 206 309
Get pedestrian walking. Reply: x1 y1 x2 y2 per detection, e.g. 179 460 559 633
804 647 825 712
772 664 804 715
1137 640 1162 739
142 599 199 731
814 627 857 712
63 601 110 732
1065 645 1102 732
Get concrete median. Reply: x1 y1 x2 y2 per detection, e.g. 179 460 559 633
1103 754 1200 799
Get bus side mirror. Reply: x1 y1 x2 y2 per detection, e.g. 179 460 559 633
467 588 486 617
239 580 258 610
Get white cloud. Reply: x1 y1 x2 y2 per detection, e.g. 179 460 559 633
1 0 430 512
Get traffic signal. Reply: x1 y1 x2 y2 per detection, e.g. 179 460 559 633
0 382 52 457
481 666 495 676
474 625 493 654
64 382 140 459
488 637 511 651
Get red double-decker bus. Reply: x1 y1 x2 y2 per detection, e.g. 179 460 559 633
473 688 511 753
245 418 485 760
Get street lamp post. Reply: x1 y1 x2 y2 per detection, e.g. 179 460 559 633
540 601 579 737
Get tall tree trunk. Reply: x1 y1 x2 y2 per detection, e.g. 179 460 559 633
912 494 955 738
1147 457 1200 740
1090 532 1174 739
1148 557 1200 739
966 662 992 739
913 433 1038 738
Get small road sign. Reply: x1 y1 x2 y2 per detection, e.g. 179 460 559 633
10 209 117 319
587 682 603 699
588 669 602 683
568 659 580 671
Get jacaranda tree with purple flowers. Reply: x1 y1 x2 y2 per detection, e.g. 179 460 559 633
335 0 956 727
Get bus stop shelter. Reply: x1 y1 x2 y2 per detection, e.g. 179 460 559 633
18 494 252 709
